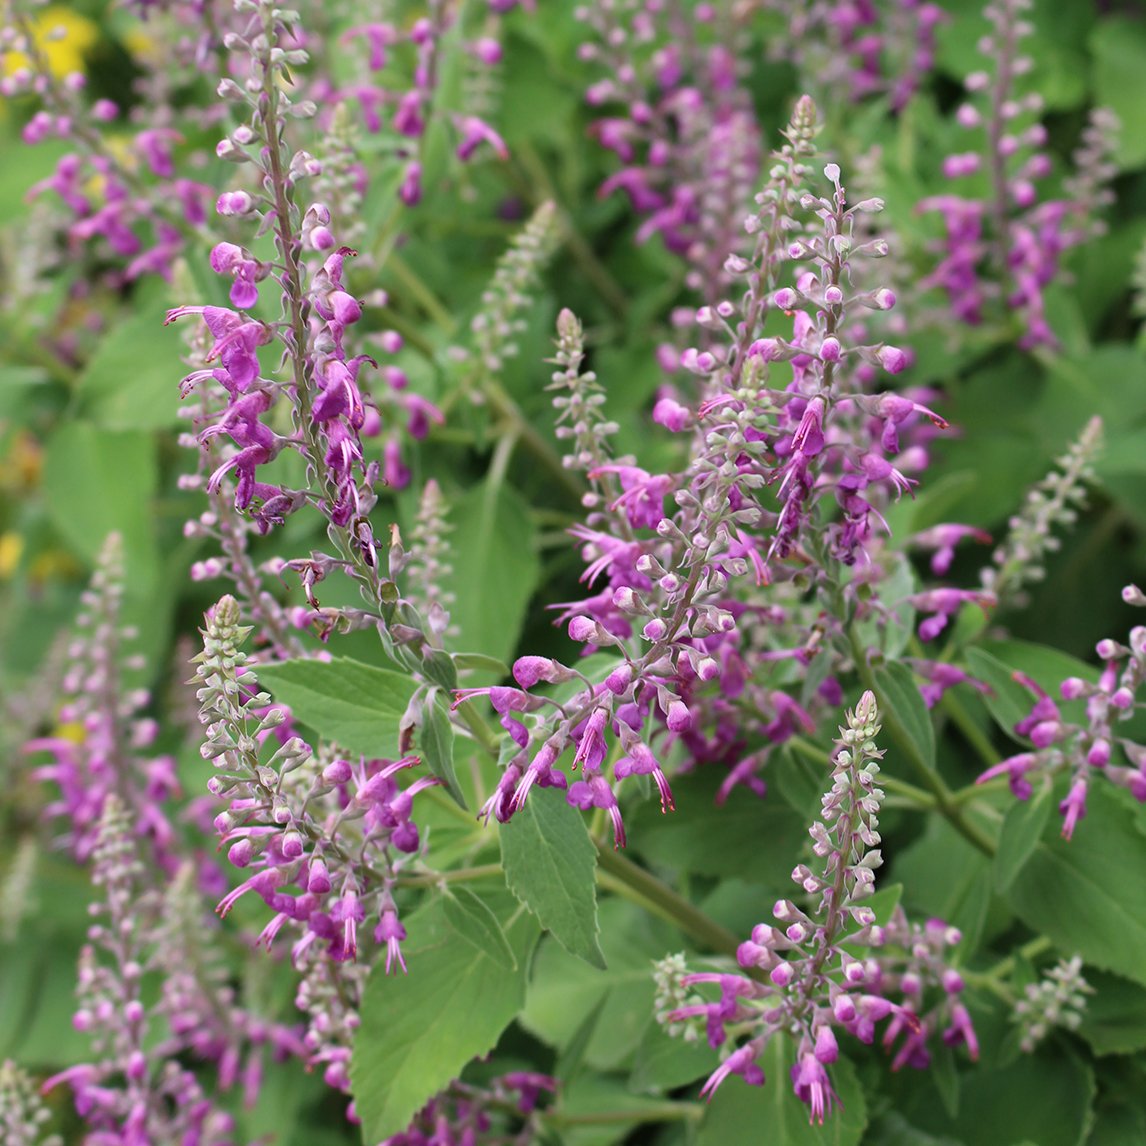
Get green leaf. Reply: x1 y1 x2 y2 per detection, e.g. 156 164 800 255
420 647 458 692
0 365 49 418
557 1075 696 1146
442 887 517 969
1077 969 1146 1056
627 769 806 888
873 662 936 773
697 1037 867 1146
500 787 605 969
864 1111 963 1146
41 423 159 590
1086 1103 1146 1146
981 640 1097 697
965 647 1037 740
928 1044 960 1120
75 305 185 429
553 994 608 1090
350 895 539 1143
631 1022 715 1093
994 779 1055 892
442 480 540 665
897 819 993 956
1091 18 1146 169
852 554 917 659
256 657 417 760
453 651 511 679
520 899 670 1071
1007 785 1146 989
421 691 464 806
902 1044 1093 1146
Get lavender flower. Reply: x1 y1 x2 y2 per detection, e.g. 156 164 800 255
664 692 976 1120
469 98 960 831
577 0 763 298
977 584 1146 836
194 594 438 974
919 0 1118 347
340 0 511 207
761 0 946 111
43 798 236 1145
23 534 182 872
4 0 215 287
401 479 457 647
380 1072 557 1145
470 200 561 377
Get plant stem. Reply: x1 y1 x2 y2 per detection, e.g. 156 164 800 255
482 376 585 503
543 1102 704 1128
398 862 503 888
788 734 938 808
849 627 997 856
512 143 632 318
937 686 1002 770
385 252 456 332
595 844 743 959
966 934 1054 1002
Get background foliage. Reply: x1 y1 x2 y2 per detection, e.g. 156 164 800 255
2 0 1146 1143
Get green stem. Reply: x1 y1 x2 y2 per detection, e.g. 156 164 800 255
482 377 585 504
385 252 456 331
543 1102 704 1128
424 783 484 827
456 700 502 757
966 935 1055 1002
787 735 937 809
595 845 742 959
849 628 997 857
398 862 503 888
952 774 1007 806
512 143 632 318
937 687 1002 770
374 306 438 359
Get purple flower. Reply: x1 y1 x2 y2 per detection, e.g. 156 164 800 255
566 775 626 849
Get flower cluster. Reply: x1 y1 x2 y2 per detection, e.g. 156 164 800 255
23 534 182 872
3 0 216 288
919 0 1117 347
467 98 983 834
980 416 1103 609
194 595 437 972
576 0 763 298
381 1072 557 1146
1013 955 1092 1053
760 0 947 111
340 0 512 207
977 584 1146 837
0 1059 61 1146
44 798 237 1144
662 693 975 1121
470 200 561 378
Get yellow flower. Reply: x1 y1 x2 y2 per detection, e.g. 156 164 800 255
0 532 23 579
2 6 100 81
53 720 87 745
0 431 43 491
122 26 161 68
